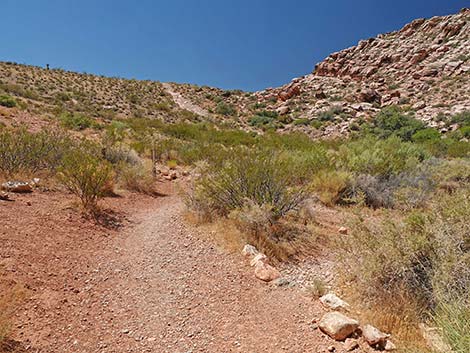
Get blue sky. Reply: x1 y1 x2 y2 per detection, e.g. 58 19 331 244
1 0 467 91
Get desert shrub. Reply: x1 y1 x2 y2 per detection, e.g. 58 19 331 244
0 94 17 108
249 114 275 127
188 148 308 220
412 128 440 142
318 106 342 122
282 148 331 184
215 102 236 116
102 145 141 166
118 162 156 195
340 190 470 313
458 126 470 138
366 105 426 141
311 170 351 206
336 136 428 178
59 112 96 130
249 110 279 128
345 163 436 209
292 118 310 126
422 137 470 158
228 199 316 262
0 128 71 176
450 110 470 127
58 145 114 212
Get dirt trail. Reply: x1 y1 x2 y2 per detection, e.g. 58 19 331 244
162 83 210 117
30 195 332 352
71 196 329 352
5 192 348 353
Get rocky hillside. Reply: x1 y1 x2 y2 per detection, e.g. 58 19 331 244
0 9 468 137
251 8 470 136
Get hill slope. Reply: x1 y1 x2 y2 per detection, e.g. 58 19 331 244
0 9 468 137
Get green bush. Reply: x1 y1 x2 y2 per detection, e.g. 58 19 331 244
215 102 236 116
312 170 351 206
367 105 426 141
292 118 310 126
336 136 429 178
0 128 71 176
249 114 275 127
58 146 113 211
189 148 308 220
412 128 441 142
59 112 95 130
0 94 17 108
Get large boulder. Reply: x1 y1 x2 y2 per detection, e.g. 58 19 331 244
278 84 300 101
319 312 359 341
358 88 381 103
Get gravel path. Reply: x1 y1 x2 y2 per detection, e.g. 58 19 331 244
162 83 210 117
9 194 348 352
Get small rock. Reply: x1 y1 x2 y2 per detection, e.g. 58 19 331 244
31 178 41 186
338 226 348 235
320 293 350 310
254 262 281 282
319 312 359 341
277 105 290 115
362 324 390 346
344 338 359 351
241 244 258 258
384 340 397 351
250 253 268 267
327 345 336 352
0 192 10 201
412 101 426 110
271 277 292 287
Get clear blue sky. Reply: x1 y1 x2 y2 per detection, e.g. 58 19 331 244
1 0 467 91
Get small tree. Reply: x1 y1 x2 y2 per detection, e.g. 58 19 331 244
58 147 113 212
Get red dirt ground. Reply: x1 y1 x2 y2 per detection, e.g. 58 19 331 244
1 182 374 353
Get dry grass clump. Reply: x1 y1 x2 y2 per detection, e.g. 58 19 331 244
311 170 351 206
337 189 470 350
118 161 158 195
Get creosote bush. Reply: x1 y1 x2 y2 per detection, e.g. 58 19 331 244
189 148 308 221
0 94 17 108
58 145 113 212
0 128 71 177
